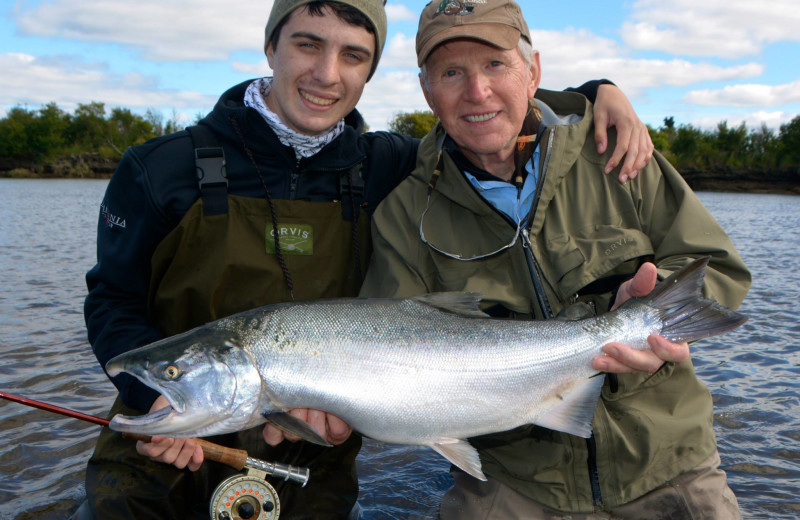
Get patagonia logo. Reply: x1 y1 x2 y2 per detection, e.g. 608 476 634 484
604 237 635 256
100 202 126 230
435 0 486 16
266 224 313 256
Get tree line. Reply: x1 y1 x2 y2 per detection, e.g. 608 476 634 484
389 111 800 172
1 101 799 173
0 102 187 162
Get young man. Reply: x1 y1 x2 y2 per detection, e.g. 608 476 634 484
359 0 750 518
79 0 654 518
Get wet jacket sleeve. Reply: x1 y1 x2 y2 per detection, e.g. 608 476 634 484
361 131 419 213
84 148 172 412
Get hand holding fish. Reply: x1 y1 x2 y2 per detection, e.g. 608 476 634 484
262 408 352 447
592 262 691 375
135 395 204 471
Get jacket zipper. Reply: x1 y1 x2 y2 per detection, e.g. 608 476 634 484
520 129 555 320
520 230 554 319
523 127 604 507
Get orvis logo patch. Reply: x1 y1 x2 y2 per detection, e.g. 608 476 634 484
266 224 313 255
604 237 635 256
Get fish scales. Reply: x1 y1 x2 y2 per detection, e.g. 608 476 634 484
106 257 747 480
144 299 653 443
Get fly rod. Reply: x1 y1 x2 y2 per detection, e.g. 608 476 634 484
0 390 309 485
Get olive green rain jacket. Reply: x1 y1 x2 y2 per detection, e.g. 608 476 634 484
360 88 751 512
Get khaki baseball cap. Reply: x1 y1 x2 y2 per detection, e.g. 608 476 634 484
265 0 387 80
416 0 531 66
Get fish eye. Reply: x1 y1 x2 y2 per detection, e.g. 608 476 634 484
164 365 181 380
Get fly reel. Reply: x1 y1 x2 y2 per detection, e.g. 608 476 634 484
210 469 280 520
209 460 310 520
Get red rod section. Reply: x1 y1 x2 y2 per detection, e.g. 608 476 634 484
0 390 110 427
0 390 253 471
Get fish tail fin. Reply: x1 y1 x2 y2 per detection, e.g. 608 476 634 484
643 256 747 343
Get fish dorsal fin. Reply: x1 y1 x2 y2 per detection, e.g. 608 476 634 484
413 292 489 318
262 411 332 447
533 375 604 438
430 438 487 481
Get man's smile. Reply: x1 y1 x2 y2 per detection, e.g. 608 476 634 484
300 89 338 106
464 112 499 123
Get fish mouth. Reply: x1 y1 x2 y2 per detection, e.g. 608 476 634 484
108 398 218 437
108 387 192 434
109 404 175 432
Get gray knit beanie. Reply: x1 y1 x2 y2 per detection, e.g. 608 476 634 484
264 0 387 81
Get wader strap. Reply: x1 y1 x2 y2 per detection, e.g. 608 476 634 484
339 162 364 221
187 124 228 216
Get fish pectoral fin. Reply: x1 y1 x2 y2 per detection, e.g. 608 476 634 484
262 412 333 447
533 375 605 438
431 438 487 481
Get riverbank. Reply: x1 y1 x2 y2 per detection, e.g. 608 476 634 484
679 167 800 195
2 156 799 194
0 154 116 179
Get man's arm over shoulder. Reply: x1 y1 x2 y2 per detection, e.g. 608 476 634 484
360 131 420 215
565 80 653 182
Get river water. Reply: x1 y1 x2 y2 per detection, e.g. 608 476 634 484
0 179 798 519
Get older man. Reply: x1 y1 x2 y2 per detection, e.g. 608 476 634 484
360 0 751 518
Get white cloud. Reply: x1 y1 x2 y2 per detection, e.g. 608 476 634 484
682 80 800 107
358 70 429 130
534 29 763 95
0 52 215 113
12 0 269 61
621 0 800 57
385 3 418 22
232 59 271 77
12 0 421 62
378 32 417 69
690 110 796 131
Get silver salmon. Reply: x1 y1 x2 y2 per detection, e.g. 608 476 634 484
107 256 746 480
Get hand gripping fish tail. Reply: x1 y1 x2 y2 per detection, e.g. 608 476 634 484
104 255 747 482
628 255 748 344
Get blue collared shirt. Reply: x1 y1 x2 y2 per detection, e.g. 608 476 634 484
463 145 540 224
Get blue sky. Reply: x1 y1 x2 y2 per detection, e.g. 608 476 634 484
3 0 799 132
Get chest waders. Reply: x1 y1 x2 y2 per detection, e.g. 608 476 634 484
83 126 369 520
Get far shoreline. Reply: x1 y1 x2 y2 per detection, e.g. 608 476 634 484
2 163 798 196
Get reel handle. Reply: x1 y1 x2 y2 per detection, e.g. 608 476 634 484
122 433 248 470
